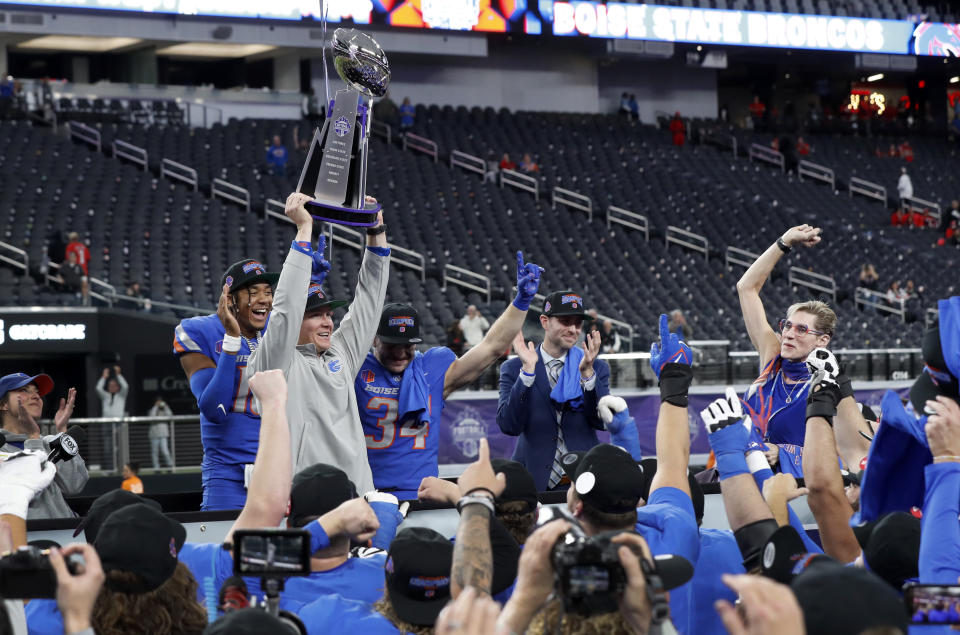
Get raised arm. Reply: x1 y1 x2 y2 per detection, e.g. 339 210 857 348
649 314 693 497
920 396 960 582
736 225 821 366
197 285 245 423
444 251 542 397
833 370 872 469
94 371 109 400
225 370 291 543
801 349 862 564
496 339 536 436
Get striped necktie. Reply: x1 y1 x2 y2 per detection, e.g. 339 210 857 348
547 358 568 489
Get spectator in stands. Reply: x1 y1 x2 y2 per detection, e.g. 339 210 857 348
484 150 499 183
628 93 639 120
670 112 685 146
445 319 465 357
905 279 923 301
899 139 915 162
96 365 128 471
619 92 630 117
0 372 84 519
460 304 490 351
147 395 174 469
797 136 811 156
60 249 90 306
519 153 539 173
497 290 609 490
667 308 693 340
265 134 288 176
859 263 879 290
399 97 415 131
119 280 145 311
600 320 621 354
121 462 143 494
749 95 766 130
898 166 914 210
886 280 909 306
372 91 397 126
891 205 911 227
499 152 516 171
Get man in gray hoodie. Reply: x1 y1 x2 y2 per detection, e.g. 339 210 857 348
244 192 389 494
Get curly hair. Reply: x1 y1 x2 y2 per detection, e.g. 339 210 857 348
92 562 207 635
372 595 434 635
496 500 537 545
527 599 634 635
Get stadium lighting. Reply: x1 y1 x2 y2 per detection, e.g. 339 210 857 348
16 36 141 52
867 73 884 82
155 43 276 58
951 76 959 84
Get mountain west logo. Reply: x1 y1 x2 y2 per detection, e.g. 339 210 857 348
451 405 486 459
334 116 351 137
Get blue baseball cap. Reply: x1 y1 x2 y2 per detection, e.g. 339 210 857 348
0 373 54 401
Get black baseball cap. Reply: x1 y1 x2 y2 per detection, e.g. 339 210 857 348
543 290 587 318
851 511 921 589
289 463 358 528
491 459 538 512
95 505 186 593
759 526 826 584
636 459 705 525
73 488 163 542
377 303 423 344
385 527 453 626
304 281 347 314
204 608 288 635
910 323 959 413
220 259 280 293
561 444 644 514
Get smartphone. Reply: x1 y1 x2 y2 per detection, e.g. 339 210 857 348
231 529 311 577
904 584 960 624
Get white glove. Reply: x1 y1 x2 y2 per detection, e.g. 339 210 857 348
363 491 410 518
700 387 752 434
805 348 839 388
597 395 628 426
0 450 57 519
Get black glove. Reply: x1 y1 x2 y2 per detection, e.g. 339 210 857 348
806 372 843 424
659 363 693 408
836 364 854 401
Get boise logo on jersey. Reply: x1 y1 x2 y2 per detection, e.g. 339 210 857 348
328 359 343 373
334 116 352 137
361 369 375 383
561 294 582 309
242 262 265 275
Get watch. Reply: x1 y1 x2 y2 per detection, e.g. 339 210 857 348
366 224 387 236
776 237 792 253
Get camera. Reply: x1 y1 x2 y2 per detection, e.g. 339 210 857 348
552 526 628 616
0 546 80 599
905 584 960 625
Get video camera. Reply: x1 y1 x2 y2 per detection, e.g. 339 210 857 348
538 506 671 623
0 545 81 599
229 529 311 635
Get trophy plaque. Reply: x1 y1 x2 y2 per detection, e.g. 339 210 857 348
297 28 390 226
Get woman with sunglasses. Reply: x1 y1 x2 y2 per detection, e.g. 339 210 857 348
736 224 838 475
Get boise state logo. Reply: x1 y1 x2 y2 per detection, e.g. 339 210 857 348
544 301 551 313
451 405 486 459
242 261 265 274
225 275 234 287
334 116 352 137
328 359 342 374
308 283 324 298
912 22 960 56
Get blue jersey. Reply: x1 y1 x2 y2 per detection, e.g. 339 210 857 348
282 553 386 606
356 348 457 494
173 314 262 468
743 356 810 447
688 529 746 635
295 595 400 635
635 487 701 635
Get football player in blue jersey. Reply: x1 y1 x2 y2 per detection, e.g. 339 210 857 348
355 251 543 499
173 258 279 510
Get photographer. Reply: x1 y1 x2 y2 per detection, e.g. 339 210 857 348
0 372 85 519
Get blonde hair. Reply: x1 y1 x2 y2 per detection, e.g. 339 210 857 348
527 599 634 635
787 300 836 336
373 595 434 635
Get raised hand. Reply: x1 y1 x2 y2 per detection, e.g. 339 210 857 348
50 543 105 635
513 251 544 311
715 574 806 635
650 314 692 379
579 330 601 380
598 394 629 428
925 396 960 459
805 348 843 424
701 387 752 456
285 192 314 227
512 332 538 374
762 473 810 503
216 283 241 337
781 224 822 249
417 476 460 505
457 438 506 499
53 387 77 434
17 401 42 439
248 370 288 408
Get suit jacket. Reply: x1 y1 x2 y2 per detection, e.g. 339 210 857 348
496 346 610 491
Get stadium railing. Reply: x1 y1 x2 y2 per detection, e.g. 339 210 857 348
402 133 439 163
450 149 486 179
749 142 785 173
606 205 649 241
854 287 908 321
849 176 888 205
789 266 837 302
552 186 593 222
499 168 539 201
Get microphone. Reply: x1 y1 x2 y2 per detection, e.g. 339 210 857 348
48 426 86 464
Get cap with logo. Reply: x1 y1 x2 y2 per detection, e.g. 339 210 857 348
560 444 644 514
289 463 358 528
385 527 453 626
72 488 164 542
377 303 423 345
94 505 186 593
220 259 280 293
304 282 348 314
490 458 538 512
0 373 53 402
542 290 587 318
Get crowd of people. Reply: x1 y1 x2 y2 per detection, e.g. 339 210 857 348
2 202 959 635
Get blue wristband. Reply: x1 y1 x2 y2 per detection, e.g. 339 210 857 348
520 370 535 377
306 519 331 553
291 240 312 255
367 246 390 257
512 294 532 311
715 451 750 481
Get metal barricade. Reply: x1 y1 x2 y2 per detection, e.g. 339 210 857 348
371 120 392 145
902 195 941 226
665 226 709 261
849 177 887 205
797 160 835 188
499 169 539 200
725 246 760 270
0 240 29 273
68 121 101 152
212 178 251 212
388 244 426 282
161 158 199 191
113 140 148 172
402 133 439 163
443 264 491 303
606 205 649 241
450 150 486 179
789 267 837 301
749 143 785 173
552 187 593 221
854 287 907 322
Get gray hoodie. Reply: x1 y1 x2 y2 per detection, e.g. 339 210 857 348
247 244 389 494
0 430 89 519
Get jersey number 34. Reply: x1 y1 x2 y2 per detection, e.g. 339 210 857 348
364 396 428 450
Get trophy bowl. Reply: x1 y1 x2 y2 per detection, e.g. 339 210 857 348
332 28 391 98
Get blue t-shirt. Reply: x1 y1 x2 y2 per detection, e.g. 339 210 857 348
399 104 415 127
173 314 262 470
687 528 745 635
296 595 400 635
743 356 810 447
634 487 701 635
357 348 457 495
25 598 61 635
282 553 387 606
267 145 288 168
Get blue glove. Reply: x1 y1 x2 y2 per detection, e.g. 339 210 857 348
649 314 692 379
513 251 543 311
701 387 751 480
310 235 331 287
599 395 643 461
365 493 407 551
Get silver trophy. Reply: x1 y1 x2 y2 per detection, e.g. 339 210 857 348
297 28 390 226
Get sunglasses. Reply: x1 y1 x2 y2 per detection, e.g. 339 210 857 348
778 319 827 337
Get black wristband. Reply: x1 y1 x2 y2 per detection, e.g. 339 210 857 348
836 371 854 401
366 224 387 236
776 237 792 253
658 363 693 408
806 382 842 424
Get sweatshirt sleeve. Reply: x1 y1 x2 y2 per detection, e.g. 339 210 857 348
330 247 390 377
249 244 312 375
920 462 960 583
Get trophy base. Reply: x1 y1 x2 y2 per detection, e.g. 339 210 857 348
306 199 382 227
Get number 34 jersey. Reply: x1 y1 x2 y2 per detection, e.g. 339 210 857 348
355 347 457 493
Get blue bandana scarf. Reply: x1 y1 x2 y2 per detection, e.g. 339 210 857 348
397 352 431 425
550 346 585 411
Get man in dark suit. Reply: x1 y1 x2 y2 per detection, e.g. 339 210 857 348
497 290 610 491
